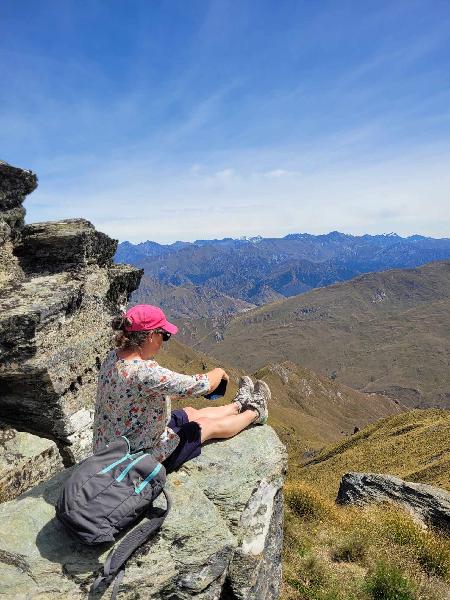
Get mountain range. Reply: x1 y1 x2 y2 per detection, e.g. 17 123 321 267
116 231 450 307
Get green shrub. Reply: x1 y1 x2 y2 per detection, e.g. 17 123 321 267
364 561 416 600
380 510 423 546
378 508 450 579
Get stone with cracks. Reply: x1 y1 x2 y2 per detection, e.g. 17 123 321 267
0 426 286 600
0 265 142 464
0 165 142 464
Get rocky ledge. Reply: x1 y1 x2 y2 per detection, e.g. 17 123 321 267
337 472 450 532
0 425 287 600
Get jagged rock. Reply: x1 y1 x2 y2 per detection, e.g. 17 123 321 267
0 265 141 463
15 219 118 273
0 423 63 502
0 426 286 600
0 163 142 464
337 472 450 532
0 161 37 211
0 161 37 285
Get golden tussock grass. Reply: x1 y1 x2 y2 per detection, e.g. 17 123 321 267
282 482 450 600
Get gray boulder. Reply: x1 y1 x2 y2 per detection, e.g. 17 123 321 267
0 425 286 600
337 472 450 532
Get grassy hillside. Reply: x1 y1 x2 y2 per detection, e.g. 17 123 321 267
200 260 450 409
298 408 450 498
252 361 402 461
282 409 450 600
159 340 450 599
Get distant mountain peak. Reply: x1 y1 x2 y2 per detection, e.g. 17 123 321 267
239 235 263 244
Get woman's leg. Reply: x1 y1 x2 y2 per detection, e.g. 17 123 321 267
193 409 257 443
183 403 239 421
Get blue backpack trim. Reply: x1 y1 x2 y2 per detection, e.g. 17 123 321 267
116 454 148 482
135 463 162 494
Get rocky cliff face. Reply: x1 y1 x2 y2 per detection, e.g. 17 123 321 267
0 162 142 468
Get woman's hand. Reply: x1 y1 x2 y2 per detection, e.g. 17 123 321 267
206 367 229 392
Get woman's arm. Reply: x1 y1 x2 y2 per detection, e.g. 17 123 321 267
140 364 229 398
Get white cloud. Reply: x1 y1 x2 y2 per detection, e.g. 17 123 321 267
264 169 299 178
25 140 450 243
213 168 235 181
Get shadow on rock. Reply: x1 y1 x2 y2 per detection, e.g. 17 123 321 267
36 515 112 597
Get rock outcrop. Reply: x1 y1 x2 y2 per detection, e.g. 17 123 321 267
0 425 287 600
0 161 37 286
337 472 450 532
0 162 142 469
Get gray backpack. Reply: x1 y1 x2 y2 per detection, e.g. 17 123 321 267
56 435 170 598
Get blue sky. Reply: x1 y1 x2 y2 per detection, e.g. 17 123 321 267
1 1 450 243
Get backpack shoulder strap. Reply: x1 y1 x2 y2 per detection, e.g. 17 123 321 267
90 489 171 599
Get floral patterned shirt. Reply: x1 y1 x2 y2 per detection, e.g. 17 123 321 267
92 350 210 460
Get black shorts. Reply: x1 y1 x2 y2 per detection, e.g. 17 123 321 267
162 409 202 473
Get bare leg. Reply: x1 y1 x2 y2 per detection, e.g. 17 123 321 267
193 409 257 443
184 403 239 421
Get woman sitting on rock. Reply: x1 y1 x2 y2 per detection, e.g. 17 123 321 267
92 304 270 473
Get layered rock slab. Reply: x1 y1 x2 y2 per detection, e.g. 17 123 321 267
15 218 118 274
337 472 450 532
0 214 142 464
0 426 286 599
0 424 63 502
0 262 141 463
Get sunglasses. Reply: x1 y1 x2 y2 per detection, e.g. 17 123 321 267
153 329 171 341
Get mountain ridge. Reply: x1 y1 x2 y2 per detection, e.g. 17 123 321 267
116 231 450 307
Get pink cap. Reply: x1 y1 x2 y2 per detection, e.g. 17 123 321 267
124 304 178 334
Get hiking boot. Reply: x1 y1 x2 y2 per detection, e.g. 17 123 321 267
233 376 254 412
254 379 271 402
247 379 270 425
247 398 268 425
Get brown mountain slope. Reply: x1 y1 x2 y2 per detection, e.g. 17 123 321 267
199 260 450 409
298 408 450 498
155 339 402 459
252 361 403 464
131 274 255 319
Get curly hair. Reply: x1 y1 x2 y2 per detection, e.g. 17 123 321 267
111 315 150 350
